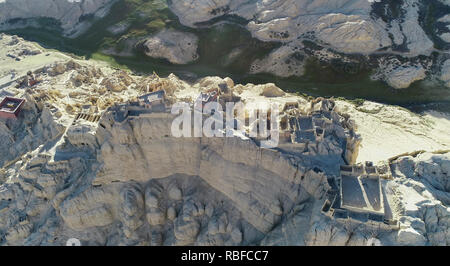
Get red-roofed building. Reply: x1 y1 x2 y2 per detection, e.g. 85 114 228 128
0 97 25 119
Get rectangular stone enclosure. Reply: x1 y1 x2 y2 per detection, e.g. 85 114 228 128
340 174 384 215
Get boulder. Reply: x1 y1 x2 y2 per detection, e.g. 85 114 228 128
385 65 426 89
143 30 199 64
260 83 285 97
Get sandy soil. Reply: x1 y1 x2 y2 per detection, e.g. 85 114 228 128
335 101 450 163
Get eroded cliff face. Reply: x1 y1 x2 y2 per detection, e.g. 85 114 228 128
0 89 356 245
170 0 390 54
0 0 114 36
0 112 329 245
2 126 447 246
91 110 338 235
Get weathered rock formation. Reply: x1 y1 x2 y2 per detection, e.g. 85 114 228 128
0 95 64 168
142 30 199 64
0 0 114 36
389 153 450 246
384 65 427 89
168 0 434 56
